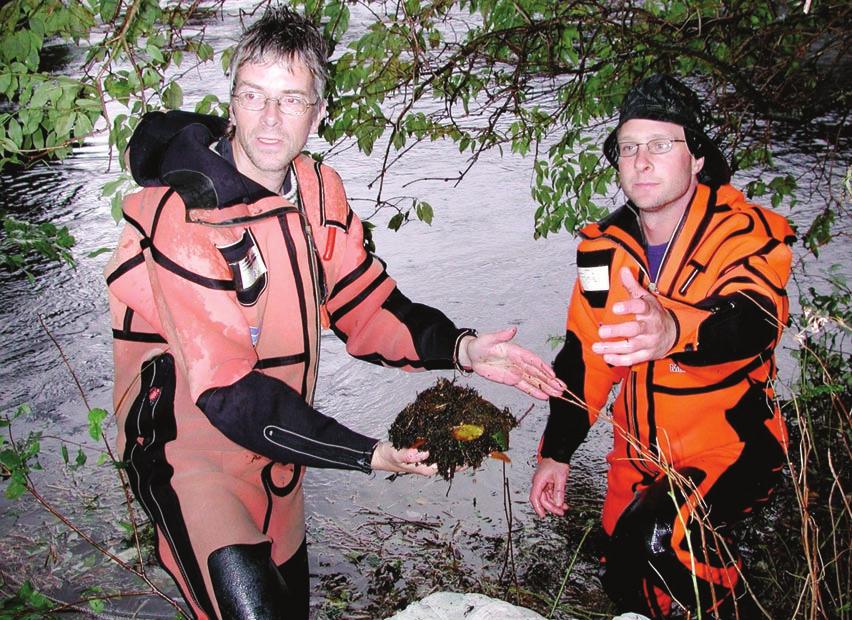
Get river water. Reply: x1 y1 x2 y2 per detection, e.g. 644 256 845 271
0 4 848 619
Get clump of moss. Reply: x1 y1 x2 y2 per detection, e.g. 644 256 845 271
388 378 518 480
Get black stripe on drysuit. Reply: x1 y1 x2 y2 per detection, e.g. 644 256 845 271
276 212 313 399
254 354 307 370
260 461 303 534
328 268 391 332
665 187 717 296
655 352 768 395
123 353 215 618
111 307 168 343
122 194 235 291
328 253 461 369
107 194 168 344
328 253 379 300
106 251 145 285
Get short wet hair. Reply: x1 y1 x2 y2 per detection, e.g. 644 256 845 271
228 6 328 101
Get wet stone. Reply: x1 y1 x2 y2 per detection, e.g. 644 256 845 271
388 378 518 481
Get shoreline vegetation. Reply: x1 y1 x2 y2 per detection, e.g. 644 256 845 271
1 0 850 618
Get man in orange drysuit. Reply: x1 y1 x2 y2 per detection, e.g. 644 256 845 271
529 75 794 618
105 7 565 619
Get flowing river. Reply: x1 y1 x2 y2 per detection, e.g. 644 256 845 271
0 4 848 618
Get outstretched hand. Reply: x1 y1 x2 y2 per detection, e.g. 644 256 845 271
459 327 566 400
370 441 438 476
529 457 570 517
591 268 676 366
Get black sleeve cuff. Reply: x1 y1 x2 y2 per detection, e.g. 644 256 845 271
197 371 379 473
540 398 590 463
539 330 590 463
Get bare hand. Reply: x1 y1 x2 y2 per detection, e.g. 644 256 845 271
370 441 438 477
459 327 566 400
529 457 570 517
591 267 676 366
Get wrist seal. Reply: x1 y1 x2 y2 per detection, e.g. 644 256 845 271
453 328 478 375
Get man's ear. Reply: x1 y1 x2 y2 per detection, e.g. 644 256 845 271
310 101 326 133
692 155 705 176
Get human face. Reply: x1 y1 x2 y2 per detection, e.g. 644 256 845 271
230 58 325 192
617 119 704 223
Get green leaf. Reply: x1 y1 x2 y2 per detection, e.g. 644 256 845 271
73 111 93 138
491 429 508 451
29 83 58 108
100 0 119 22
391 128 406 150
142 67 160 89
101 177 125 197
87 247 112 258
111 192 124 223
388 212 405 231
194 93 222 115
19 580 52 610
415 201 433 225
104 74 132 101
0 448 19 469
7 116 22 146
146 43 165 64
196 42 214 62
5 476 26 500
220 46 235 75
162 81 183 110
88 408 109 441
54 111 76 137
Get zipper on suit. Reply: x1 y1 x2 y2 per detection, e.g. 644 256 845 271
634 201 689 293
295 208 323 407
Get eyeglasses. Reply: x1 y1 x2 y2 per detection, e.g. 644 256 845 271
617 138 686 157
233 91 318 116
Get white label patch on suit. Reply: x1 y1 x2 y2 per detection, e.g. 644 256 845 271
578 265 610 292
235 244 266 290
217 229 268 306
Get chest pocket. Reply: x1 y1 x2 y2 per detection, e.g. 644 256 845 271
217 229 268 306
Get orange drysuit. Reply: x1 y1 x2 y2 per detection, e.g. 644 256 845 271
106 112 473 619
540 183 794 617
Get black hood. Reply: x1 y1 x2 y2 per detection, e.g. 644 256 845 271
127 110 275 209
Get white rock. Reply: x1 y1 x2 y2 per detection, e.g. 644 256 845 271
386 592 547 619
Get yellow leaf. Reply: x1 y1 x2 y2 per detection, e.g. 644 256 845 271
451 424 484 442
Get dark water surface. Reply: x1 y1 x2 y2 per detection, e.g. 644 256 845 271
1 4 848 618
